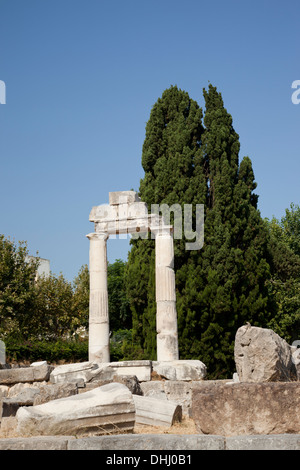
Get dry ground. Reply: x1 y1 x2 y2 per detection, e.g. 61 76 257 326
0 416 197 439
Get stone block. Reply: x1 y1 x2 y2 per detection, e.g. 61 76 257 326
140 380 194 417
0 364 52 385
234 325 292 382
133 395 182 427
69 434 225 450
109 191 140 205
226 434 300 450
50 361 99 384
107 360 152 382
0 385 8 398
2 388 41 415
83 374 142 396
16 383 135 437
30 361 47 367
0 436 74 450
32 382 78 405
153 360 206 381
192 382 300 436
89 204 118 222
292 348 300 380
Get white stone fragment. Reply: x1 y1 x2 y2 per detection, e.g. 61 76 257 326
133 395 182 427
16 383 135 437
152 360 207 381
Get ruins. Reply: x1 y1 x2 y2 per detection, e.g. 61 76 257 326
86 191 179 363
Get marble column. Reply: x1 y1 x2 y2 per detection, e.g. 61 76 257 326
155 227 179 361
86 232 110 363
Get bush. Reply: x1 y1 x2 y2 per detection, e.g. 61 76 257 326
4 337 88 363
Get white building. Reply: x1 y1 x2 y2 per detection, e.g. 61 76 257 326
26 256 50 280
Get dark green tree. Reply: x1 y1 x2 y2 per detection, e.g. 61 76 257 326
127 84 276 377
126 85 206 359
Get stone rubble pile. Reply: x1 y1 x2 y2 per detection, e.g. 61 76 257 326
0 359 206 437
0 325 299 439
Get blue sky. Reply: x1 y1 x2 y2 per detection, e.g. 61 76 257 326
0 0 299 281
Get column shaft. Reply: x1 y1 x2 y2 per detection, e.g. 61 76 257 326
87 232 110 363
155 228 179 361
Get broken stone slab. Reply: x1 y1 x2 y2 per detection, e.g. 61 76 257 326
191 382 300 436
50 361 152 385
3 388 40 416
83 375 142 396
0 364 53 385
50 361 99 384
32 382 78 405
152 360 206 381
140 380 194 417
7 381 47 397
0 436 75 450
91 360 152 383
234 325 293 382
0 385 8 398
108 360 152 382
16 383 135 437
226 434 300 451
30 361 47 367
2 383 79 417
292 348 300 380
133 395 182 427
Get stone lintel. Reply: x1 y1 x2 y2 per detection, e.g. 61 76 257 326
109 191 141 205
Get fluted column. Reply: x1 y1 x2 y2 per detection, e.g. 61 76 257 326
155 227 179 361
86 232 110 363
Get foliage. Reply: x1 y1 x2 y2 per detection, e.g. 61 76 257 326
0 235 132 361
126 84 276 377
72 264 89 330
107 259 131 331
4 336 88 363
0 236 38 338
30 273 76 341
265 204 300 343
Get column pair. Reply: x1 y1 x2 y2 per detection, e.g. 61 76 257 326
87 227 179 363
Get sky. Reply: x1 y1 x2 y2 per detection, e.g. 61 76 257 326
0 0 299 282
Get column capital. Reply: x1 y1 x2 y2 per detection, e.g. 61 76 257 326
86 232 109 241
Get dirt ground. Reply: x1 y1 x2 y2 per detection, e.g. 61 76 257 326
0 416 198 439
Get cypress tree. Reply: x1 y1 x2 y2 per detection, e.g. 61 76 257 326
127 84 275 377
126 85 205 359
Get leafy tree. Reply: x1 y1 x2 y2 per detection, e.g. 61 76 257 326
0 235 38 339
72 260 131 335
72 264 90 331
107 259 131 331
265 204 300 343
31 273 75 341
